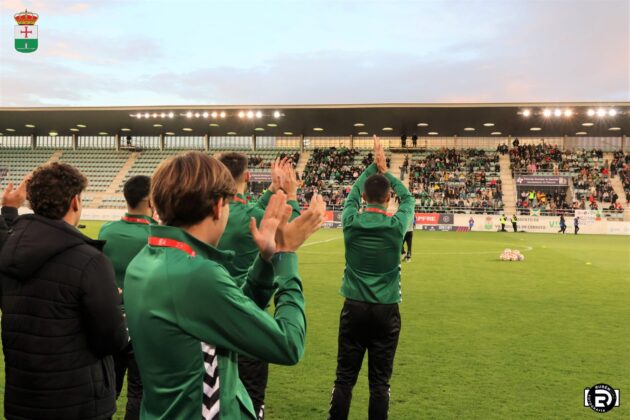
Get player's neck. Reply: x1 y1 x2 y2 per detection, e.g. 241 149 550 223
235 182 247 195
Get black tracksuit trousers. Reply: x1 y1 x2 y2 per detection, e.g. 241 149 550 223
239 356 269 419
329 299 401 420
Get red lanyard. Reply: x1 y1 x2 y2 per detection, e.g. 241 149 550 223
148 237 196 257
122 216 150 225
365 207 388 216
233 197 247 205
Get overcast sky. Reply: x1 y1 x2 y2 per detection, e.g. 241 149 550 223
0 0 628 106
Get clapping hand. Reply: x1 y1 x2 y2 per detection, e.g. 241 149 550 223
2 175 29 208
250 191 289 261
374 135 387 174
275 193 326 253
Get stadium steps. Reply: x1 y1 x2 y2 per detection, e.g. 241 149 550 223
609 175 630 221
499 154 516 215
295 150 310 178
90 152 140 208
389 153 409 188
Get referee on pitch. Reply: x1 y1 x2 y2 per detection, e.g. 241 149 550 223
329 136 414 420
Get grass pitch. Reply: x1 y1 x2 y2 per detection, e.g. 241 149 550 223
5 222 630 419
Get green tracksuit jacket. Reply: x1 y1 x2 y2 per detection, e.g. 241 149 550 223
124 225 306 420
218 191 300 279
98 213 158 290
341 163 415 304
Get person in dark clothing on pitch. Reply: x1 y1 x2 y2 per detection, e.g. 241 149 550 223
511 214 518 232
558 215 567 234
0 163 128 420
329 137 414 420
401 216 415 261
574 216 580 235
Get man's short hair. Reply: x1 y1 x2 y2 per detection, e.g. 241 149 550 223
27 162 87 219
364 174 391 204
151 151 236 227
218 152 248 181
123 175 151 209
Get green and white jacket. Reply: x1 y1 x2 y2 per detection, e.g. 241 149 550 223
124 225 306 419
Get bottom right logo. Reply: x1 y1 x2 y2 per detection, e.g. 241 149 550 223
584 384 620 413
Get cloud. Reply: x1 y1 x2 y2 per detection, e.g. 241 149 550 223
1 0 95 15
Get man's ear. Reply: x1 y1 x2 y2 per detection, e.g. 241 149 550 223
212 198 225 221
244 171 250 183
71 195 80 212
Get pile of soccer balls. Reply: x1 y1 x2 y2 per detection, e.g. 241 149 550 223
499 248 525 261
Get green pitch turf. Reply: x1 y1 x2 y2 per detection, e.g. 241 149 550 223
4 221 630 419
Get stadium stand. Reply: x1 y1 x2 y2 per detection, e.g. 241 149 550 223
406 149 503 214
58 149 131 192
299 148 391 208
0 149 57 187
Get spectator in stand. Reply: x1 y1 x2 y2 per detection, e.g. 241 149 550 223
0 163 128 420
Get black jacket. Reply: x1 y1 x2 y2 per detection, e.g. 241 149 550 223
0 206 18 251
0 214 128 420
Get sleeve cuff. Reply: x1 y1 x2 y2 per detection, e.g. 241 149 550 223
1 206 18 218
271 252 298 280
247 255 276 289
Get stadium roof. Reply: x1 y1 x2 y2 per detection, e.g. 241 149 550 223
0 102 628 138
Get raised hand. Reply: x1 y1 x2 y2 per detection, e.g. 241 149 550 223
269 157 290 193
250 191 289 261
374 135 387 174
276 194 326 253
280 162 298 200
2 174 29 208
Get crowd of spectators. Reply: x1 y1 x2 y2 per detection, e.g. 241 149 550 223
407 149 503 213
248 151 300 169
510 143 563 174
299 148 392 208
517 189 572 215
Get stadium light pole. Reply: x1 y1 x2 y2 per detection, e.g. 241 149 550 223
204 133 209 151
31 134 36 150
252 134 257 151
73 133 79 150
114 133 120 151
159 133 165 151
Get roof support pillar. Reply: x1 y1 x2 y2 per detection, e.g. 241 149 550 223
73 134 78 150
159 133 165 151
114 134 120 151
31 134 36 150
562 135 567 151
300 134 305 152
349 134 354 149
252 134 256 151
204 134 209 152
622 134 626 152
453 134 458 150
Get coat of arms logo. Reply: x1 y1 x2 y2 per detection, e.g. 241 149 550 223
14 9 38 53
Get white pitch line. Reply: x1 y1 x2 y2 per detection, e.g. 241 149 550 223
302 237 342 248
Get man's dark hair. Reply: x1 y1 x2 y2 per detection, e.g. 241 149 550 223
27 162 87 219
218 152 248 181
124 175 151 209
364 174 391 204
